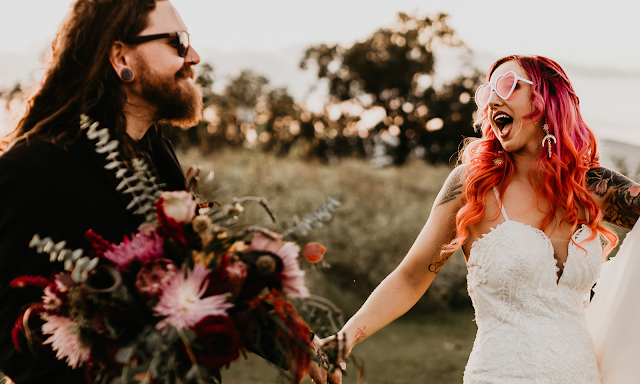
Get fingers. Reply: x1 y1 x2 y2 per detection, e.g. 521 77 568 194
328 368 343 384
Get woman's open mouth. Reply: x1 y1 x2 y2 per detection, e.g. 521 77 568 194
493 112 513 138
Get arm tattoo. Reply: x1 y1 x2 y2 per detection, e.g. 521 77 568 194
315 348 330 371
586 167 640 230
435 167 463 207
354 326 367 344
428 253 452 274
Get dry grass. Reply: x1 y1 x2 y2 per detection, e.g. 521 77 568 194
219 309 477 384
176 148 477 383
177 148 470 314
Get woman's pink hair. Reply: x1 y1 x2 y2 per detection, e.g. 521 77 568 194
446 55 616 259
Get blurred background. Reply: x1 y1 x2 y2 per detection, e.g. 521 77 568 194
1 1 639 382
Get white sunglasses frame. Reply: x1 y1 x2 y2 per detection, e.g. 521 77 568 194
474 71 534 109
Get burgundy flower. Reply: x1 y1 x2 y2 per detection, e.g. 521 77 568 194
135 259 179 300
192 315 241 370
205 254 245 298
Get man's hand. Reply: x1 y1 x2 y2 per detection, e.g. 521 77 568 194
307 336 343 384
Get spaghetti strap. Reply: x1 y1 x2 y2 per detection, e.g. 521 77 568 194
492 187 509 221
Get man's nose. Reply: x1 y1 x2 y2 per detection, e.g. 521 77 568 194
185 45 201 65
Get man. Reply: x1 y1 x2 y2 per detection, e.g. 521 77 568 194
0 1 339 383
0 1 200 382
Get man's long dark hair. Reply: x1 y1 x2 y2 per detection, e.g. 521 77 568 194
2 0 159 160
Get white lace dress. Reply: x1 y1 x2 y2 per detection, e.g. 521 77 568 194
464 190 602 384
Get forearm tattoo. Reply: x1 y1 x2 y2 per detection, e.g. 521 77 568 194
586 167 640 230
435 167 464 207
428 253 452 274
354 326 367 344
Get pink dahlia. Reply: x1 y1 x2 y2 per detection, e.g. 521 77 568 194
250 232 309 297
42 316 91 369
103 229 164 271
154 264 233 330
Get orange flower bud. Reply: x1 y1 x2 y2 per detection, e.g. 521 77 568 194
303 242 326 263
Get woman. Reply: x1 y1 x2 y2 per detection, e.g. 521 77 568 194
316 55 640 383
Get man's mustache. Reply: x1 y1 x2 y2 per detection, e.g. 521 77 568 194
176 66 195 80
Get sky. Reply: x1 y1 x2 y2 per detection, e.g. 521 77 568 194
2 0 638 71
0 0 639 147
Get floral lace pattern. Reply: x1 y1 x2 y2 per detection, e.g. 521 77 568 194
464 220 602 384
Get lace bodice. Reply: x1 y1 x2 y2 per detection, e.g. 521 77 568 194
464 190 603 383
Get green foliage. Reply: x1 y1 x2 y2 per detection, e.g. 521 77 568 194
300 12 483 165
159 12 482 165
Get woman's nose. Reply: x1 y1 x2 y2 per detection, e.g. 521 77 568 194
487 89 503 107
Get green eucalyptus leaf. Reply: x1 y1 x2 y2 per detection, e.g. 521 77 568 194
185 364 199 381
115 346 134 363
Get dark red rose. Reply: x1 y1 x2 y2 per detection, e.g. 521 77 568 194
193 316 241 370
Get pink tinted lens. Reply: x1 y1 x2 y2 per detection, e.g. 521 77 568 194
475 83 492 108
495 72 515 99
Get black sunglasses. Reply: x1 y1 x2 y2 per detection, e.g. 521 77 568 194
126 31 190 57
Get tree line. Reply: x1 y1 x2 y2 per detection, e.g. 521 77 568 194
2 13 483 166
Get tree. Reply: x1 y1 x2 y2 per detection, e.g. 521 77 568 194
300 12 483 165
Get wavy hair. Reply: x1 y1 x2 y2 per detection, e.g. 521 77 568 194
1 0 159 161
446 55 616 259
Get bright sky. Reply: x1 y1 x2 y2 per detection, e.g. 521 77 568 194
0 0 639 147
1 0 639 71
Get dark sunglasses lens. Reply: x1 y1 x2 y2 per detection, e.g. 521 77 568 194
178 32 189 57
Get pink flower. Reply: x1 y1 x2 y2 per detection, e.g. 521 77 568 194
250 232 309 297
42 316 91 369
103 230 164 271
43 286 62 311
276 242 309 297
154 264 233 330
250 231 283 254
157 191 197 224
227 261 247 284
136 259 179 300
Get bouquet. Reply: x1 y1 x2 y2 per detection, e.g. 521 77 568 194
10 115 341 384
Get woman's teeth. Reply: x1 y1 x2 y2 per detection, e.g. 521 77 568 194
493 113 513 133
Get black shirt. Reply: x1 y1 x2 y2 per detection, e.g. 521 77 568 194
0 125 186 383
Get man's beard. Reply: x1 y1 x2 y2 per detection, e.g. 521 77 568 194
138 60 203 129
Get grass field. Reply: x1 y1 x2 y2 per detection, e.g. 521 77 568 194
220 308 477 384
176 148 477 383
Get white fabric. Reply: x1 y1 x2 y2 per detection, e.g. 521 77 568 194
464 192 603 383
586 222 640 383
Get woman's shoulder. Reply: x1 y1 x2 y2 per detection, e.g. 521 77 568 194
432 164 467 209
585 166 639 198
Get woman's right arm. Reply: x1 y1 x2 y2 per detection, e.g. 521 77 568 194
332 165 467 360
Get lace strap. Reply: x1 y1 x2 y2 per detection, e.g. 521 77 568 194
492 187 509 221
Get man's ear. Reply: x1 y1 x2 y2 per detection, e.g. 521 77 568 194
110 41 135 82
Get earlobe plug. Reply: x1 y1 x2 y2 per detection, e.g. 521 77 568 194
120 68 134 82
